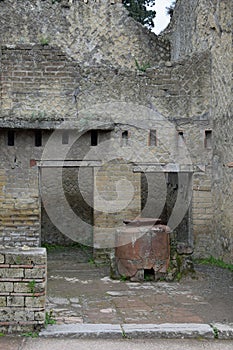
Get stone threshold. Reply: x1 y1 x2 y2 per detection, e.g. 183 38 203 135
39 323 233 340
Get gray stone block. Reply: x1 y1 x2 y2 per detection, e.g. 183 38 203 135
40 324 123 338
121 323 214 339
212 323 233 339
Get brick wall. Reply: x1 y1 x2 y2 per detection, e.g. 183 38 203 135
0 45 78 123
0 248 46 333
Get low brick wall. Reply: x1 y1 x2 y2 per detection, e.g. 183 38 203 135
0 248 46 333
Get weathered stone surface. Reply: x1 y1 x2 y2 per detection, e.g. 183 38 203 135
0 282 14 293
115 222 170 279
0 296 6 307
40 324 123 338
121 323 214 339
0 249 46 332
7 296 24 307
0 0 232 263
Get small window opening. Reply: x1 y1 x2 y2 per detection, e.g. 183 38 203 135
178 130 185 145
35 130 42 147
121 130 129 146
144 269 155 281
62 130 69 145
205 130 212 149
149 129 157 146
8 130 15 146
91 130 98 146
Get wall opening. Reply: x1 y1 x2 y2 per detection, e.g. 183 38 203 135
62 130 69 145
144 268 155 281
149 129 157 146
40 166 94 257
205 130 212 149
141 172 192 245
121 130 129 146
7 130 15 146
91 130 98 146
35 130 42 147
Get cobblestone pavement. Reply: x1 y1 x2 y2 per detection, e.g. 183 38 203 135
46 247 233 326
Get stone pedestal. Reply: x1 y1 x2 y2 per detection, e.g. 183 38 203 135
115 218 171 281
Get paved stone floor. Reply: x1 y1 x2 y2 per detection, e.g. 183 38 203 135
46 247 233 326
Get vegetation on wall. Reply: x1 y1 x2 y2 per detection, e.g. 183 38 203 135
123 0 156 30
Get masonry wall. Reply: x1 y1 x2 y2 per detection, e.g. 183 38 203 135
0 0 223 260
0 0 170 69
0 248 46 333
0 129 50 247
0 43 213 252
169 0 233 261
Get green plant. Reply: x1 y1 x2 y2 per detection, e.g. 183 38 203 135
175 272 182 282
40 36 50 46
195 256 233 272
88 258 96 265
21 332 39 338
28 280 36 297
121 327 127 339
0 332 5 337
45 310 56 326
120 274 128 282
135 59 150 72
211 326 219 339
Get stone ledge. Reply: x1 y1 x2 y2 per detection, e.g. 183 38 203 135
122 323 213 339
212 323 233 340
39 323 233 339
40 324 123 339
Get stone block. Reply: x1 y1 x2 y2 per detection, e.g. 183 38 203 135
13 282 31 294
0 268 24 279
7 296 24 307
0 282 14 293
0 254 5 264
24 268 46 279
14 310 35 322
0 297 6 307
115 222 170 279
25 296 46 308
4 249 46 265
34 311 46 322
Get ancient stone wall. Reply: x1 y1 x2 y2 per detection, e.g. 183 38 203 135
0 0 169 69
1 0 228 261
0 43 213 252
0 248 46 333
0 45 78 125
169 0 232 261
0 129 48 247
169 0 232 61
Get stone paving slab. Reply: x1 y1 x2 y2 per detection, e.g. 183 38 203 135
45 249 233 336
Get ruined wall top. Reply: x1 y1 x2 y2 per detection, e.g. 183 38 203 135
168 0 232 60
0 0 170 69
